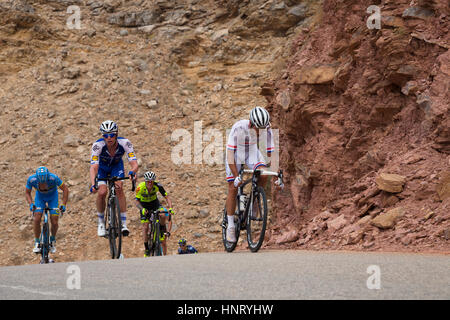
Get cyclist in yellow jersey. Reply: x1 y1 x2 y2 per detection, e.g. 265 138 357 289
135 171 175 256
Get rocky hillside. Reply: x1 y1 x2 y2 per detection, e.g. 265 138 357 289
0 0 315 265
263 0 449 252
0 0 448 266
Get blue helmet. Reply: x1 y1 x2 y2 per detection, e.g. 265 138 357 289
36 166 49 183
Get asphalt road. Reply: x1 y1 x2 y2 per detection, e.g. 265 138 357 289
0 250 448 300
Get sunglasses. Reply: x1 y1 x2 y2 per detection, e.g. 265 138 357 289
102 133 117 138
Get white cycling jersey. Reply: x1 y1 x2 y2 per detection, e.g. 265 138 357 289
226 120 274 152
225 120 275 182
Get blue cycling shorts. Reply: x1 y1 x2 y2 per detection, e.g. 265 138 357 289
97 161 125 185
35 191 59 215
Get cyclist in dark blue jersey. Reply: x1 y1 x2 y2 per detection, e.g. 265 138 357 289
177 238 198 254
89 120 138 237
25 166 69 254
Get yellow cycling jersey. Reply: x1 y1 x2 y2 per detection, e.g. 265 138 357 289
135 181 167 203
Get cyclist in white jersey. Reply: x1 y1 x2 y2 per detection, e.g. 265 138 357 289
225 106 274 243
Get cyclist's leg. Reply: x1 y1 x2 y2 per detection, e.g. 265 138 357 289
96 165 110 216
47 193 60 239
96 166 109 236
112 161 128 233
254 150 268 187
225 152 241 242
248 146 267 184
160 225 167 255
248 148 267 218
140 202 154 254
159 208 170 255
225 156 240 218
33 192 45 241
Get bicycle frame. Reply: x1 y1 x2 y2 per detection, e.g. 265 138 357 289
147 209 164 256
95 176 135 259
96 175 135 229
35 206 59 264
222 167 283 252
237 168 283 226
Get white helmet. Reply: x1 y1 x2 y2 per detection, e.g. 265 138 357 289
249 106 270 128
144 171 156 181
100 120 118 134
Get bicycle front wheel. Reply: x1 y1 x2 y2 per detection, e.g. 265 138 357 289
154 222 163 256
41 222 50 264
108 200 118 259
221 206 240 252
149 222 161 256
246 186 268 252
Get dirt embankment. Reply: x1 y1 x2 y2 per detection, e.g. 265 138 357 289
0 0 317 265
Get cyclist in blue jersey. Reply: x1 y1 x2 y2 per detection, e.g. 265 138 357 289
89 120 138 237
25 166 69 254
177 238 198 254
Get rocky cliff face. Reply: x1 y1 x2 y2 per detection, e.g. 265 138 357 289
0 0 315 265
264 0 449 251
0 0 448 266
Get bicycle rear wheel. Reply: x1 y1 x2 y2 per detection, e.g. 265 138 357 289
246 186 268 252
221 206 240 252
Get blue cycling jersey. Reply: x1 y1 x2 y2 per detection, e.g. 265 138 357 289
178 245 198 254
90 137 137 167
26 173 63 196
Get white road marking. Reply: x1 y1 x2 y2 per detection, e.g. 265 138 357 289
0 284 66 297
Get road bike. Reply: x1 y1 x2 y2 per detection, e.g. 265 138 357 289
95 175 135 259
33 206 61 264
145 207 168 256
222 167 283 253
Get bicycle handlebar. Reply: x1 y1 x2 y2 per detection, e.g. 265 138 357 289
241 168 284 187
243 169 279 176
95 175 136 192
97 176 131 182
33 207 60 211
30 207 62 220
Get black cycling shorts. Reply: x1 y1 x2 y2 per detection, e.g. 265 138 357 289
139 201 161 223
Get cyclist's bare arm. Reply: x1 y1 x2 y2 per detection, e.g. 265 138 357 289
135 199 144 212
164 195 173 210
90 163 99 188
227 149 239 178
59 183 69 207
128 159 138 175
25 187 33 207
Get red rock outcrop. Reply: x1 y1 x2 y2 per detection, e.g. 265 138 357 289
265 0 449 252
